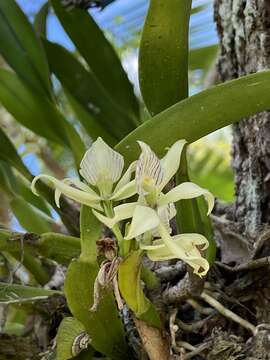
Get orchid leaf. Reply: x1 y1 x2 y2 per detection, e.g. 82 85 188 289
56 317 94 360
50 0 139 124
10 197 52 234
0 283 61 304
80 205 101 263
0 230 50 285
116 71 270 162
0 128 32 181
189 45 218 71
139 0 192 115
0 0 52 97
118 250 161 328
34 2 49 37
43 40 127 142
0 69 67 146
38 233 81 264
0 69 85 166
64 259 130 359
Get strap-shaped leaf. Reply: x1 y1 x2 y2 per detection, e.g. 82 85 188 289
0 229 80 265
116 71 270 161
43 40 130 142
38 233 81 264
0 161 51 216
34 2 49 37
64 259 130 359
10 197 52 234
0 165 52 234
0 128 32 181
0 69 67 145
0 0 52 97
118 250 161 328
0 282 61 304
16 176 51 216
139 0 192 115
0 131 80 236
189 45 218 71
50 0 139 123
0 69 85 166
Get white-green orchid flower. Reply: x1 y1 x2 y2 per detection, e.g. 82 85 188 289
140 227 210 277
31 137 136 210
93 139 214 276
94 140 214 235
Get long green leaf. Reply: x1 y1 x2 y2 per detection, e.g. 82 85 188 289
0 69 67 145
50 0 139 123
43 40 129 142
0 69 85 165
0 128 32 181
0 230 80 265
139 0 192 115
0 282 61 304
189 45 218 71
38 233 81 264
34 2 49 37
0 0 52 97
16 176 51 216
0 130 80 235
10 197 52 234
116 71 270 161
0 161 51 216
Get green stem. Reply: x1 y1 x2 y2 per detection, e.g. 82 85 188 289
103 201 125 257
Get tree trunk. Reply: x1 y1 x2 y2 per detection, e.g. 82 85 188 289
214 0 270 239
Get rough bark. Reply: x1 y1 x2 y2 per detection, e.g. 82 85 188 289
214 0 270 238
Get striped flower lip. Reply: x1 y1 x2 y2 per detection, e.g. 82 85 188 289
31 137 137 209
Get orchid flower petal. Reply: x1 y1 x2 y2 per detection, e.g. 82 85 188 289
31 175 101 209
139 238 164 250
135 141 164 195
152 203 176 237
125 205 161 240
79 137 124 187
93 203 137 228
173 233 209 251
160 139 187 189
158 182 214 215
113 161 137 194
152 224 209 276
54 178 99 208
110 180 136 201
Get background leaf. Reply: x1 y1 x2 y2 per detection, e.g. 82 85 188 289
34 2 49 37
0 282 61 303
189 44 218 71
0 0 52 97
44 40 129 143
0 127 32 181
50 0 139 125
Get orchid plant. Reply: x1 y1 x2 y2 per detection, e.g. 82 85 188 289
32 137 214 277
